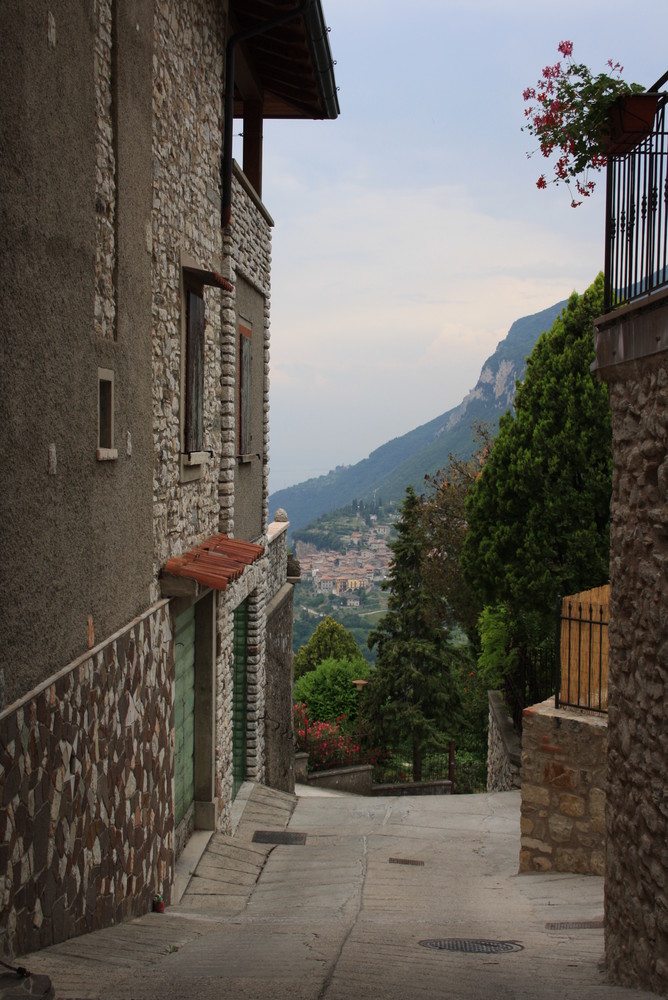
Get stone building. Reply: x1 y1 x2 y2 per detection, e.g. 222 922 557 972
590 89 668 993
0 0 338 958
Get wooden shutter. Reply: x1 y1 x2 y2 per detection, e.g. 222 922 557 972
185 290 205 454
239 324 252 455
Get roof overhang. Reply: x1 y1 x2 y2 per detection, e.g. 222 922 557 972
229 0 340 121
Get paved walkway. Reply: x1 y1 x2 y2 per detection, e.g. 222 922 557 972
18 784 659 999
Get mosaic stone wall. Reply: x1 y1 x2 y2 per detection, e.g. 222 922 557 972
601 351 668 992
0 603 173 959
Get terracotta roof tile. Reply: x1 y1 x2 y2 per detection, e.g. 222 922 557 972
163 533 264 591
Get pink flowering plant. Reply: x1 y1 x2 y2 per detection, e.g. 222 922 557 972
523 41 643 206
294 702 381 772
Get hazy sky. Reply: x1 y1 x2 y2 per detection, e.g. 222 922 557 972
259 0 667 494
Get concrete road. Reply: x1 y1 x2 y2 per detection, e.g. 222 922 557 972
20 784 658 1000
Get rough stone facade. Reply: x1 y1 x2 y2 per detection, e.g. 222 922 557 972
519 699 607 875
151 0 227 588
0 0 328 961
593 302 668 992
0 604 173 958
486 691 521 792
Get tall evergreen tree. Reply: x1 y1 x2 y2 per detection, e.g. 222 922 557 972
420 426 490 636
461 274 612 634
367 487 459 780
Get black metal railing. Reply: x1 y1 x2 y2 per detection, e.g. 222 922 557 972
504 645 555 735
604 74 668 312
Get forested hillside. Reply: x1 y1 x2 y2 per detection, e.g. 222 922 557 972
269 299 568 533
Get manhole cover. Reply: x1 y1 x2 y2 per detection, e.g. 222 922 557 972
419 938 524 954
252 830 307 845
389 857 425 866
545 919 604 930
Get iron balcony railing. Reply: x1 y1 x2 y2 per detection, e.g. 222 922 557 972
604 72 668 312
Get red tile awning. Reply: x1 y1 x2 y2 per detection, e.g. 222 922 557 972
162 534 264 592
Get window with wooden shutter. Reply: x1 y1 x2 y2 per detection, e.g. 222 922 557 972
239 322 252 456
185 290 205 455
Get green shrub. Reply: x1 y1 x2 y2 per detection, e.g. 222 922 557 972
294 656 370 724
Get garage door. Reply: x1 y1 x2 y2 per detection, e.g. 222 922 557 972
174 605 195 827
232 600 248 799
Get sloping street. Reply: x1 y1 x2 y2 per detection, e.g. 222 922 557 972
20 784 657 1000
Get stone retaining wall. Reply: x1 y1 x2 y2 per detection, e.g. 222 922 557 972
307 765 374 796
519 698 607 875
487 691 521 792
0 603 173 958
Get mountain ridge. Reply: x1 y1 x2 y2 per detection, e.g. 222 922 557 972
269 298 569 533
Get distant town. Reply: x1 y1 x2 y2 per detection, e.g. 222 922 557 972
295 518 392 605
290 503 398 656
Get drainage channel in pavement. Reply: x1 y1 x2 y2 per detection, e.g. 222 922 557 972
251 830 307 845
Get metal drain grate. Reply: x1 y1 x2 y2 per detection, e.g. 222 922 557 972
389 857 425 866
545 919 604 930
252 830 307 845
419 938 524 954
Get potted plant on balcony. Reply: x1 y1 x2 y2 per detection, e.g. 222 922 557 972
523 41 653 206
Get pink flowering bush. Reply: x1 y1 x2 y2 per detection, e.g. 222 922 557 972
294 702 380 772
523 41 642 206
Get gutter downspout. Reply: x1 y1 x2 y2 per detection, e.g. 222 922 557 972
221 0 314 228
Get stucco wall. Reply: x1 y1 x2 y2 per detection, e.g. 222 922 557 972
0 603 173 959
0 2 154 707
594 304 668 992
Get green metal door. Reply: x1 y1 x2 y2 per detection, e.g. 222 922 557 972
174 606 196 826
232 601 248 799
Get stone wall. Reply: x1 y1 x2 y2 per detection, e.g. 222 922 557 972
0 603 173 959
519 698 607 875
266 520 289 601
487 691 521 792
265 583 296 793
151 0 226 593
593 310 668 992
224 168 273 540
213 562 267 833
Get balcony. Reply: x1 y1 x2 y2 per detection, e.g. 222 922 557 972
604 73 668 313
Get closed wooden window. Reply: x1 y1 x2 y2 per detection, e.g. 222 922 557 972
185 290 205 455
